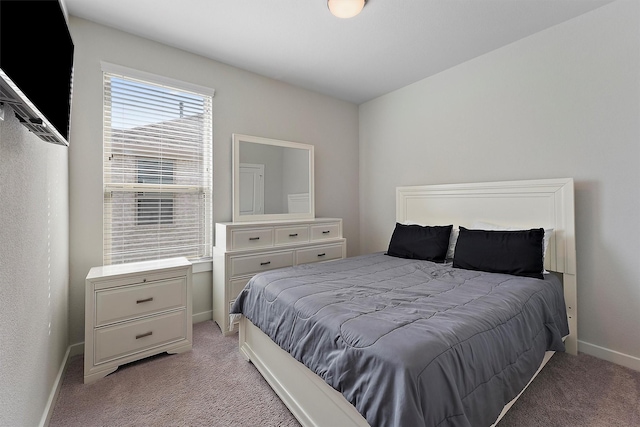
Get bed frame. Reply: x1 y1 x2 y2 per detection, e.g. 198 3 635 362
237 178 577 427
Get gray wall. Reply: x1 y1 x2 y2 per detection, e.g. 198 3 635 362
1 3 638 424
67 17 360 346
0 112 69 426
359 0 640 368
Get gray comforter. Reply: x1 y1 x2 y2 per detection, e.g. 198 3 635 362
230 252 569 427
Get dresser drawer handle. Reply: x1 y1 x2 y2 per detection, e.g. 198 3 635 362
249 237 260 241
289 233 298 237
322 230 330 234
260 261 271 266
136 331 153 339
317 253 326 257
136 297 154 304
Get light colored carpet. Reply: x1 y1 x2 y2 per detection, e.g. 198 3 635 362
50 321 640 426
50 321 299 427
499 347 640 426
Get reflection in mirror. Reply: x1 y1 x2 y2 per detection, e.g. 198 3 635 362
233 134 314 222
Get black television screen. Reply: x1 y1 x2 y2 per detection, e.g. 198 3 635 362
0 0 74 145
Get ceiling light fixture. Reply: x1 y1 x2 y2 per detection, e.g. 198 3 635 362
327 0 366 19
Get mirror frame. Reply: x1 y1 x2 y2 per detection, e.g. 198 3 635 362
232 133 315 222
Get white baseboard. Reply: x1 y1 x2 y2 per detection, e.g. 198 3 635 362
193 310 212 324
39 346 72 427
69 341 84 358
41 310 213 426
578 340 640 372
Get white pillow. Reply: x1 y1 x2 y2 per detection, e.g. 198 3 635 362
446 227 459 261
471 221 553 272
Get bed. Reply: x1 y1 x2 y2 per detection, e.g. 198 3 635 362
230 178 577 427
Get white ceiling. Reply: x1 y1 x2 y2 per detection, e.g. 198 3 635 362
63 0 614 105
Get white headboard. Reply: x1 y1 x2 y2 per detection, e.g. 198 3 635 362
396 178 577 354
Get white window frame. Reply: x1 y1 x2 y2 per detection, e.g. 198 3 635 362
102 62 214 265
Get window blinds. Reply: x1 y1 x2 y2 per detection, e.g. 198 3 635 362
103 70 213 265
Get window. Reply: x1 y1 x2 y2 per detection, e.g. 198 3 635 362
103 64 213 265
136 159 174 225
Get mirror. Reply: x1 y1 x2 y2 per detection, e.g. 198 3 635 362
232 134 314 222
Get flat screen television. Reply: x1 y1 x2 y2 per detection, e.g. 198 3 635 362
0 0 74 146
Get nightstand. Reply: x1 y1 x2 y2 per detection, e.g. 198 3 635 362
84 257 192 384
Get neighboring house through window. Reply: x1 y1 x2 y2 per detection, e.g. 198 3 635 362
102 63 213 264
136 159 174 225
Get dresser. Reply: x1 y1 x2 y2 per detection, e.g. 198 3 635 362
84 257 193 384
213 218 346 335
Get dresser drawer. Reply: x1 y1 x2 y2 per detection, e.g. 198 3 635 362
231 228 274 250
230 277 251 300
95 277 187 327
274 225 309 246
296 244 344 265
310 222 341 241
230 251 294 277
93 310 187 365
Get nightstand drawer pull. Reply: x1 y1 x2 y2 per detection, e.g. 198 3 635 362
135 331 153 339
322 230 330 234
317 253 326 257
260 261 271 266
136 297 153 304
249 237 260 241
289 233 298 237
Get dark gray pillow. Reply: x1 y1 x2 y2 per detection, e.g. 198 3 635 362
453 226 544 279
386 223 453 262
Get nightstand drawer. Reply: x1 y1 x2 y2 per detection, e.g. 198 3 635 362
231 228 274 250
94 310 187 365
230 251 294 277
310 222 341 241
95 277 187 327
296 244 344 265
274 225 309 245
